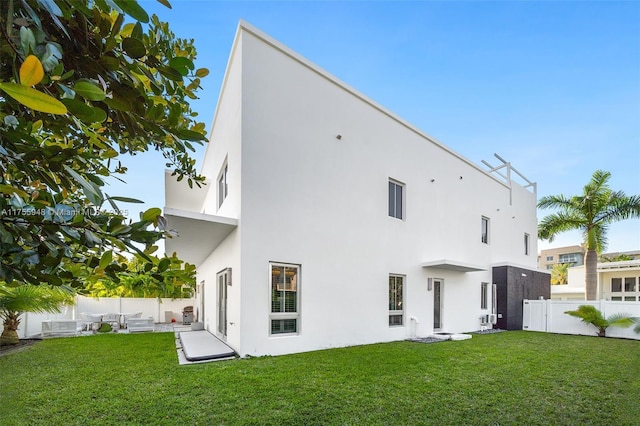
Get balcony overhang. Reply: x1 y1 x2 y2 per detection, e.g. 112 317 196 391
163 207 237 266
421 259 487 273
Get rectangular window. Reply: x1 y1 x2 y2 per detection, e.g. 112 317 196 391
558 254 578 264
218 164 228 208
624 277 636 292
524 233 530 255
481 216 489 244
611 278 622 292
388 179 404 220
389 275 404 326
270 263 300 335
546 256 554 261
481 282 488 309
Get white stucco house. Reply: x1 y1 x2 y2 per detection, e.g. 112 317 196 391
164 21 541 357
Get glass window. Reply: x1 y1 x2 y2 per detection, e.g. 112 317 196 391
481 282 488 309
611 278 622 292
546 256 553 261
524 233 530 255
218 164 228 208
624 277 636 292
481 217 489 244
388 180 404 220
389 275 404 326
624 296 637 302
270 263 300 335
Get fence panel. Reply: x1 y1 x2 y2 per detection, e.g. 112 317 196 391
18 295 195 338
523 299 640 340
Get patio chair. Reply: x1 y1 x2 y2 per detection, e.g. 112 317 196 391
102 313 119 330
121 312 143 329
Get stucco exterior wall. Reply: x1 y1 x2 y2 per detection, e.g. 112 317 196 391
230 28 538 356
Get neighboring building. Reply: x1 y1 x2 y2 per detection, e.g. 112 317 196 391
538 245 584 270
552 259 640 301
164 21 542 357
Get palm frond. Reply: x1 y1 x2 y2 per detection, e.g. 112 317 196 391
606 313 636 329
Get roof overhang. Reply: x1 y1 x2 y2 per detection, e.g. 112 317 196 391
164 207 237 266
421 259 487 273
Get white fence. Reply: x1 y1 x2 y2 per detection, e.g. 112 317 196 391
523 299 640 340
18 296 195 338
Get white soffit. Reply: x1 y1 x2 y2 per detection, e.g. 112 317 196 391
164 207 237 266
421 259 486 273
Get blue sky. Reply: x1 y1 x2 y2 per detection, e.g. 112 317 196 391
109 0 640 254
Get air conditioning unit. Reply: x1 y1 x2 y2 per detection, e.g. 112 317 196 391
489 314 497 324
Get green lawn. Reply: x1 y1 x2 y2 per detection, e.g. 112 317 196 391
1 331 638 425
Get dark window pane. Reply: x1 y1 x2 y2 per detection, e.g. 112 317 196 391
611 278 622 292
624 277 635 292
396 184 402 219
271 319 297 334
389 314 403 326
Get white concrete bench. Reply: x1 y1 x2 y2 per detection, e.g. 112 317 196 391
127 317 154 332
41 320 80 337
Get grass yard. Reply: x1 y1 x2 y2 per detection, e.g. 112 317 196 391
1 331 638 425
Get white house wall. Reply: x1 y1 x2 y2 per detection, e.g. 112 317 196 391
230 26 537 356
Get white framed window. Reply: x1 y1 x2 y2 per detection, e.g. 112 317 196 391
388 179 405 220
558 254 578 264
546 256 554 261
524 233 530 255
389 275 404 326
608 277 639 301
218 163 228 208
481 216 489 244
270 263 300 335
481 282 488 310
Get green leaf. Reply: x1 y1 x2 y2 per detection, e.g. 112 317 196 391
0 82 67 114
62 99 107 123
169 57 194 76
62 165 103 206
142 207 162 222
99 250 113 269
158 258 170 272
131 22 143 41
122 37 146 59
0 185 29 198
107 196 144 203
19 26 36 55
99 55 120 71
159 66 183 82
20 55 45 86
73 80 106 101
113 0 149 23
173 128 207 142
156 0 172 9
195 68 209 78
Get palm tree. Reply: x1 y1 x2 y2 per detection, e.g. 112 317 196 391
550 263 570 285
0 283 75 345
538 170 640 300
565 305 638 337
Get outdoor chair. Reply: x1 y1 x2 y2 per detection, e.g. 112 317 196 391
102 313 119 330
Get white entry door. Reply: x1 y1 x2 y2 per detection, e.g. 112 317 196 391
433 279 443 330
217 269 230 337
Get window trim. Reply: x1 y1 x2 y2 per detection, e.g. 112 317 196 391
389 274 405 327
388 179 405 220
269 262 301 336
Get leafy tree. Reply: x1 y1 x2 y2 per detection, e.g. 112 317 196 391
84 253 195 299
550 262 570 285
0 282 75 344
599 254 634 262
564 305 638 338
0 0 208 286
538 170 640 300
